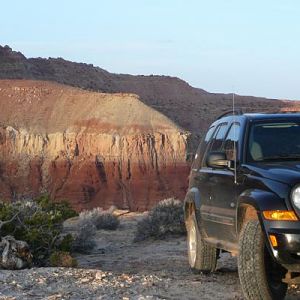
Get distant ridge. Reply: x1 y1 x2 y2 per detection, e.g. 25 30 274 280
0 45 300 210
1 45 299 148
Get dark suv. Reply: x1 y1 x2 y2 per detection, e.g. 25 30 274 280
184 111 300 300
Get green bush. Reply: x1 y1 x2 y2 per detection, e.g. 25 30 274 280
135 198 186 241
35 195 78 221
57 234 74 252
0 195 78 265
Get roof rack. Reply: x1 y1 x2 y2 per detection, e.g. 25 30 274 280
267 110 300 114
216 109 243 120
243 110 300 115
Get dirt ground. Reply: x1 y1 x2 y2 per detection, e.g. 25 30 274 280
0 213 299 300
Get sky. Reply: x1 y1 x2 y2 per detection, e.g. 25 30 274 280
1 0 300 100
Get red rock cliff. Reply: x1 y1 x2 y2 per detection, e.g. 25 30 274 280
0 80 189 211
1 45 300 150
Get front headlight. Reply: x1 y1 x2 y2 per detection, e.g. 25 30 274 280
291 185 300 209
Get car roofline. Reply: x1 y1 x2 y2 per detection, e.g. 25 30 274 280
216 110 300 123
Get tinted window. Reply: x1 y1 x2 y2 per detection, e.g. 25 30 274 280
202 123 229 167
192 126 216 169
247 122 300 162
204 126 216 142
223 123 240 160
210 123 228 152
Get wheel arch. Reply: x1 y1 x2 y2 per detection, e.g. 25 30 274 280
184 187 201 221
236 189 288 234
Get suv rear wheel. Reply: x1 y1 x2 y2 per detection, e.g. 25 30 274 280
238 220 288 300
186 210 217 274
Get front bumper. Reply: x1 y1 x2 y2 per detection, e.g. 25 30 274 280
263 219 300 270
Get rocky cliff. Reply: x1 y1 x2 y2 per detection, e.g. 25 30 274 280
0 45 300 211
0 80 189 210
1 45 299 149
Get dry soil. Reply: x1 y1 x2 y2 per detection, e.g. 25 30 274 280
0 213 299 300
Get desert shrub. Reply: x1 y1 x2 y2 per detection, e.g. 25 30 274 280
0 195 78 265
78 207 119 230
135 198 185 241
36 195 78 220
55 233 74 252
68 206 118 254
95 213 119 230
71 221 96 253
49 251 77 267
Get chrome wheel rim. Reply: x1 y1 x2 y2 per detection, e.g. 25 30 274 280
188 221 197 266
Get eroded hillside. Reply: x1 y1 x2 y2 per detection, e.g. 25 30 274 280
0 80 189 210
1 45 300 210
1 45 299 149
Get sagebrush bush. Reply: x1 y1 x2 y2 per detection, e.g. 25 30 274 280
135 198 185 241
78 207 119 230
71 222 96 253
0 195 78 265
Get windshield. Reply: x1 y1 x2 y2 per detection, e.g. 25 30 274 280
247 121 300 162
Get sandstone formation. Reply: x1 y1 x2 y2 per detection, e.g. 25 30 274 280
1 45 299 149
0 80 189 210
0 45 300 211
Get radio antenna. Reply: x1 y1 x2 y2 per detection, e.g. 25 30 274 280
232 91 237 184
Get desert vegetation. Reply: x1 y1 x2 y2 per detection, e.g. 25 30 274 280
0 195 77 268
135 198 185 241
71 206 119 254
0 196 120 268
0 198 299 299
78 206 119 230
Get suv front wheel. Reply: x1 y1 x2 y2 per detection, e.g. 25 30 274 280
238 220 288 300
186 210 217 274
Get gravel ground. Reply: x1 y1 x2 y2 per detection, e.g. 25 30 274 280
0 213 299 300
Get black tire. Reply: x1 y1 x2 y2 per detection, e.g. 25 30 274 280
238 220 288 300
186 211 217 274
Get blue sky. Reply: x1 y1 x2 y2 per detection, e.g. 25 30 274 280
1 0 299 99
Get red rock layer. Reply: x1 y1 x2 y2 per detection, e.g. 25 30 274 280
0 80 189 211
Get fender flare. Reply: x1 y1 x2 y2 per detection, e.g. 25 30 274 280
237 189 287 213
183 187 202 224
184 187 201 208
237 189 288 236
237 189 288 259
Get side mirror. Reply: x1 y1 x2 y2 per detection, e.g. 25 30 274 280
206 151 229 168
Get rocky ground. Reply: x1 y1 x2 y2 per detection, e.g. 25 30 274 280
0 213 299 300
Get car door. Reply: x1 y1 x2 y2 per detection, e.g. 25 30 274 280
197 122 230 238
192 125 217 236
206 123 241 243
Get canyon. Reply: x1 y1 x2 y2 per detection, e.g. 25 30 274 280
0 45 300 210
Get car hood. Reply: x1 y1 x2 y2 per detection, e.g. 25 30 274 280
246 161 300 186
